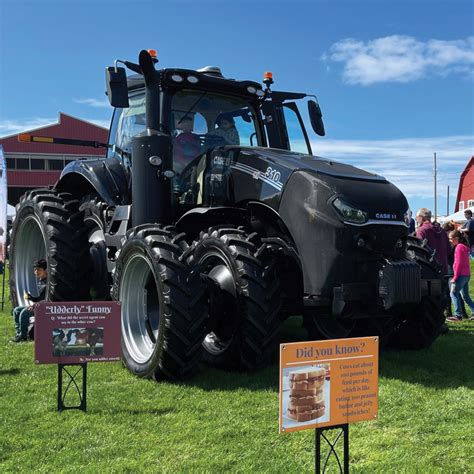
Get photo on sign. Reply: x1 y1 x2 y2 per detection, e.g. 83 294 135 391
282 364 330 430
52 327 104 357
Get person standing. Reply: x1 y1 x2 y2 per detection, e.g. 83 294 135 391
10 259 48 342
460 209 474 254
405 210 416 234
416 208 451 332
416 208 450 276
447 230 474 321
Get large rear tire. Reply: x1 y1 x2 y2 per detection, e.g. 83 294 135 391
113 225 206 380
9 189 86 307
388 236 446 349
186 227 281 371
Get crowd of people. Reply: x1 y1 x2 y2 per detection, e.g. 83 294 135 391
412 207 474 324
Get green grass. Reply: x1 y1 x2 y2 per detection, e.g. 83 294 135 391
0 266 473 473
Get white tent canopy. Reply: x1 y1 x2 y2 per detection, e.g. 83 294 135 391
438 207 474 224
7 204 15 218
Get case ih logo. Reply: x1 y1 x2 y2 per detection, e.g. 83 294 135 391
375 213 397 220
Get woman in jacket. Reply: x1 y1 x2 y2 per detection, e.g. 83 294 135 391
447 230 474 321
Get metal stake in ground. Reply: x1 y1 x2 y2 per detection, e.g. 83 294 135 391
57 363 87 412
315 424 349 474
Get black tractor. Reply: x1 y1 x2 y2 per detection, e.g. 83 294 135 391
10 50 445 380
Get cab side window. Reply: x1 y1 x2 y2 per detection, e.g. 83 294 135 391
108 93 146 161
282 105 310 154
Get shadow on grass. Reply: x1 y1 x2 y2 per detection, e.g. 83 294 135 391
188 318 473 392
380 325 474 389
183 316 306 392
92 407 176 416
188 363 280 392
0 367 21 376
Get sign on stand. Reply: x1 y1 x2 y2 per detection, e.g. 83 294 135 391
279 337 379 472
35 301 121 411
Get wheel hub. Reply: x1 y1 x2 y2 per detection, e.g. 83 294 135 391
121 254 160 364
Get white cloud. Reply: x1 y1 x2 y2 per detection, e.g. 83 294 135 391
0 118 56 137
74 98 110 108
324 35 474 85
312 135 474 199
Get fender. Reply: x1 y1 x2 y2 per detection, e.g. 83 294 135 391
177 202 300 265
55 157 130 206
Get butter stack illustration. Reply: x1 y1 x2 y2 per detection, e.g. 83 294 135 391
287 367 326 422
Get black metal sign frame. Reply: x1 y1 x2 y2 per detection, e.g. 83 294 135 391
315 424 349 473
57 363 87 412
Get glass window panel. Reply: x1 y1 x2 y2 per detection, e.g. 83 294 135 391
31 159 45 170
16 158 29 170
48 160 64 170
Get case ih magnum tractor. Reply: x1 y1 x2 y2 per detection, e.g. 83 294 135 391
10 50 445 380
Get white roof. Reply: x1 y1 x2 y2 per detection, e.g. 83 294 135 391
438 207 474 224
7 204 15 217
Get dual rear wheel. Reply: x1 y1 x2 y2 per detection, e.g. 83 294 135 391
114 225 281 379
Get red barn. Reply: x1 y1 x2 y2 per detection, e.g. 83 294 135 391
0 112 108 205
455 156 474 212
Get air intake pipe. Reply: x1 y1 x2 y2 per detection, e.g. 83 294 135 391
131 50 173 227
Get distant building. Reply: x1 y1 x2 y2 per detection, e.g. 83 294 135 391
0 112 108 205
455 156 474 212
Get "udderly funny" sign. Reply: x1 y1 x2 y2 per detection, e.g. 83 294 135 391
34 301 121 364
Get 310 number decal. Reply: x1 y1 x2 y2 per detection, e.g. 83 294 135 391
265 167 281 182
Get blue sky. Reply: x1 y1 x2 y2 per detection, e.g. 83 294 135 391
1 0 473 215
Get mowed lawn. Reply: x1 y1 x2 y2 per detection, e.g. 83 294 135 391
0 265 473 473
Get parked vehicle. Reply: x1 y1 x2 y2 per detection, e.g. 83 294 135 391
10 50 445 380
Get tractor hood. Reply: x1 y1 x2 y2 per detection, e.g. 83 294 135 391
238 147 385 183
230 146 408 222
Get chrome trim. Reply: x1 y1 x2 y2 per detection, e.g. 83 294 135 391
344 219 409 227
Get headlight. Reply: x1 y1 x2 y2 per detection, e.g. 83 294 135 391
332 197 368 224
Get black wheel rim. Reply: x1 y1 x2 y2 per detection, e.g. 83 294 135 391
199 250 238 356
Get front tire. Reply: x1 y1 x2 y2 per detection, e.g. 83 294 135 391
113 225 206 380
186 227 281 371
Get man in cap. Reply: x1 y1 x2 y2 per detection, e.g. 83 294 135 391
10 259 48 342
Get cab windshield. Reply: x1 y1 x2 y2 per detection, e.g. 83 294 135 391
171 90 260 174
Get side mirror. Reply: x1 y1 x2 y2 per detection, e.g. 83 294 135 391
308 100 325 137
105 67 129 108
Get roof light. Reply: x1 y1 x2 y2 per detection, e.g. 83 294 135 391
147 49 157 59
187 75 199 84
247 86 257 94
263 71 274 90
171 74 184 83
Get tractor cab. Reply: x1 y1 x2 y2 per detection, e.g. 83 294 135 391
106 51 325 178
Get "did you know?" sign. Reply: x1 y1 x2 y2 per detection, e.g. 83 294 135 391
279 336 378 433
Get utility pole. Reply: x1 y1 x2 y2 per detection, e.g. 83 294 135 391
434 152 437 221
447 185 450 216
